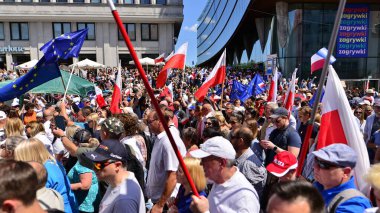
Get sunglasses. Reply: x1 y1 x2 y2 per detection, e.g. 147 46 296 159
314 158 342 170
204 122 212 126
93 160 116 171
354 111 362 114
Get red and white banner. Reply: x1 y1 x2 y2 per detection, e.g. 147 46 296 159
267 67 278 102
94 85 106 108
311 47 336 74
194 49 226 101
165 51 174 62
284 68 298 117
110 62 122 114
154 53 165 64
317 65 370 193
156 43 188 88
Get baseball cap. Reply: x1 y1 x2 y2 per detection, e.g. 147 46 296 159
0 111 7 120
189 136 236 160
311 143 357 168
366 89 374 94
11 98 19 107
84 140 128 162
269 107 289 119
359 100 371 106
100 117 124 135
188 105 195 110
266 151 298 177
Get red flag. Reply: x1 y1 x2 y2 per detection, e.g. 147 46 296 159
317 65 370 193
156 43 188 88
110 63 122 114
267 67 278 102
159 83 173 102
194 49 226 101
165 51 174 62
94 85 106 108
284 68 297 117
154 53 165 64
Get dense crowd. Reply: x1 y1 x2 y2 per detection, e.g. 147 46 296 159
0 66 380 213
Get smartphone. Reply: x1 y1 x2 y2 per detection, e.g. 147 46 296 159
54 116 66 130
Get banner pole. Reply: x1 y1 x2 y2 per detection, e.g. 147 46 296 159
63 63 76 102
296 0 347 177
106 0 199 197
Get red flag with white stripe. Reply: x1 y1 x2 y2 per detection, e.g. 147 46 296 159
110 62 122 114
154 53 165 64
194 49 226 101
94 85 106 108
311 47 336 74
317 65 370 193
156 43 188 88
284 68 298 117
267 67 278 102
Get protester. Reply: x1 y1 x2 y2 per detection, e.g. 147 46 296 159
365 163 380 213
266 151 298 182
0 136 24 159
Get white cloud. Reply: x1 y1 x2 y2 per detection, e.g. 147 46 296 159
184 24 198 32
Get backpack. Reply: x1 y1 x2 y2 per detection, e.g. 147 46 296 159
326 188 367 213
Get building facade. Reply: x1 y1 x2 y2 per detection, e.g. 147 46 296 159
0 0 183 69
197 0 380 81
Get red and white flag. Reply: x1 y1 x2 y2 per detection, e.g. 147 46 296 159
311 47 336 74
159 82 174 102
156 43 188 88
194 49 226 101
284 68 298 117
317 65 370 193
110 62 122 114
94 85 106 108
154 53 165 64
267 67 278 102
165 51 174 62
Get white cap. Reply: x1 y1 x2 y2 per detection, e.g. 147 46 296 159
11 98 19 107
359 100 371 105
190 136 236 160
36 111 43 118
0 111 7 120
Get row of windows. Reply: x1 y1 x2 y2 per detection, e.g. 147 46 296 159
3 0 167 4
0 22 158 41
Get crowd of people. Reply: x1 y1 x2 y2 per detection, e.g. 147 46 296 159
0 65 380 213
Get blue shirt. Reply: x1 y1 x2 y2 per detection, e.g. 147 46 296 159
45 160 78 213
314 176 372 212
176 185 207 213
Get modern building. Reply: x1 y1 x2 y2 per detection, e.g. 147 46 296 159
197 0 380 81
0 0 183 69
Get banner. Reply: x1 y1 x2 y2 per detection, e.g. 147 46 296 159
336 4 369 58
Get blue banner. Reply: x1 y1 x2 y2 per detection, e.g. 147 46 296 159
336 4 369 58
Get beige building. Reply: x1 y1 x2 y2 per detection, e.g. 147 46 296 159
0 0 183 69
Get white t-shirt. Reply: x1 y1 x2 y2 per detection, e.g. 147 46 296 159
208 168 260 213
121 136 145 168
99 172 145 213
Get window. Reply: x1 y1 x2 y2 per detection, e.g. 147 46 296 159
124 0 133 3
22 0 33 2
39 0 51 2
141 24 158 41
77 23 95 40
10 23 29 40
156 0 166 4
73 0 84 3
113 0 118 4
53 23 71 38
3 0 15 2
56 0 68 3
140 0 150 4
0 23 4 40
91 0 101 3
118 23 136 41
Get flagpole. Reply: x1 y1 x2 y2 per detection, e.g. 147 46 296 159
63 63 77 102
220 78 225 109
106 0 200 197
296 0 347 177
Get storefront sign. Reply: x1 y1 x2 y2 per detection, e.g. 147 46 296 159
0 46 24 53
266 54 277 75
336 4 369 58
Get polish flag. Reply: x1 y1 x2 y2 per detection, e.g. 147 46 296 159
154 53 165 64
165 51 174 62
156 43 188 88
284 68 298 117
159 82 174 102
94 85 106 108
194 49 226 101
267 67 278 102
311 47 336 74
110 63 122 114
317 65 370 193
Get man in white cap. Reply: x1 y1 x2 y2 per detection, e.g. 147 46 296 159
190 136 260 212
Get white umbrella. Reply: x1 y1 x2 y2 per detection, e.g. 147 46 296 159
69 58 105 69
129 57 165 70
16 59 38 70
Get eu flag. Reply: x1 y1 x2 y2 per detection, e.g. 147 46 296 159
40 28 88 62
0 56 61 102
250 74 266 96
230 80 247 102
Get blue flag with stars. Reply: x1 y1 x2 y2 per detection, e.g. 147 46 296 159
0 56 61 102
40 28 88 62
230 80 247 102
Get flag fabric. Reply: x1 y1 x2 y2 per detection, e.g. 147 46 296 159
110 63 122 114
194 49 226 101
95 85 106 108
317 65 370 193
165 51 174 62
267 67 278 102
311 47 336 74
230 80 247 102
284 68 298 117
308 88 324 107
154 53 165 64
156 42 188 88
251 74 266 96
159 83 174 102
0 56 61 102
40 28 88 63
